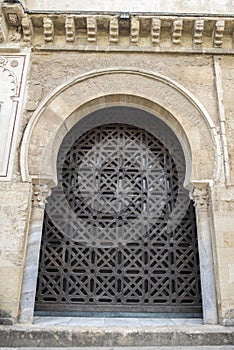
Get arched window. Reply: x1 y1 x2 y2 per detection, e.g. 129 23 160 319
35 107 202 317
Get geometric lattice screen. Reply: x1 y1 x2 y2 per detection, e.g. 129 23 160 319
35 118 202 315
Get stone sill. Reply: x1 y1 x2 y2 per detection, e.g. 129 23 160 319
0 322 234 347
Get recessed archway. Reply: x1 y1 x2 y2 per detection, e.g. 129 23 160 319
19 69 220 325
35 106 202 317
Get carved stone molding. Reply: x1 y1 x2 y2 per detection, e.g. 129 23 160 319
65 15 75 43
8 29 21 43
151 18 161 45
131 17 140 44
109 17 119 43
213 20 225 48
0 55 18 93
192 183 210 211
2 3 24 27
87 16 97 42
32 183 51 209
43 17 54 43
172 19 183 45
0 6 233 53
193 19 204 46
21 14 33 44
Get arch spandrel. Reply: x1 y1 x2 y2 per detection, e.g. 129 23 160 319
21 69 221 186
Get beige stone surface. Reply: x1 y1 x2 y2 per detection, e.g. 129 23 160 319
220 56 234 185
26 52 218 125
0 182 31 318
224 233 234 248
0 266 23 318
210 185 234 322
24 0 234 14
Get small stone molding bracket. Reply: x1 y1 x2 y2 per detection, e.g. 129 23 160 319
0 3 234 53
172 19 183 45
151 18 161 45
21 14 33 44
193 19 204 46
43 17 54 43
65 15 75 43
109 16 119 43
87 16 97 43
213 20 225 48
131 17 140 44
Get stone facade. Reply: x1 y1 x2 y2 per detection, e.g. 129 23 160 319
0 0 234 328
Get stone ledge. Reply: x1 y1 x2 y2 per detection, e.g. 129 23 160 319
32 45 234 54
0 325 234 347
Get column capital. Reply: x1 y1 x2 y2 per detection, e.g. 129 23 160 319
32 181 51 209
191 181 210 211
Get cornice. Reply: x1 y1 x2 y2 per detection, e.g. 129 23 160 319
0 3 234 53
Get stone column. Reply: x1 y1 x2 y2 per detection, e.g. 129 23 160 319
192 182 218 324
19 181 51 324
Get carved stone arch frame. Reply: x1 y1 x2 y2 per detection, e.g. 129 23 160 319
41 95 194 190
19 68 221 324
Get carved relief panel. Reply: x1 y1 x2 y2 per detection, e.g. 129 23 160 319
0 54 29 179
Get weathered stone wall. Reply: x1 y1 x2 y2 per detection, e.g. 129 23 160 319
0 182 31 323
210 185 234 325
26 52 218 123
210 55 234 324
220 56 234 184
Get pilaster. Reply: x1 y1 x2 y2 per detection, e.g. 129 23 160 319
19 181 51 324
192 182 218 324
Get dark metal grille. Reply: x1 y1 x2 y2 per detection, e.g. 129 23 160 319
35 123 202 315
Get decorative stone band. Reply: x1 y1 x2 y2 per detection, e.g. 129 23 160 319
0 3 234 52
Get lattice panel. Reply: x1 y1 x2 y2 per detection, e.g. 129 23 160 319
35 123 202 314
